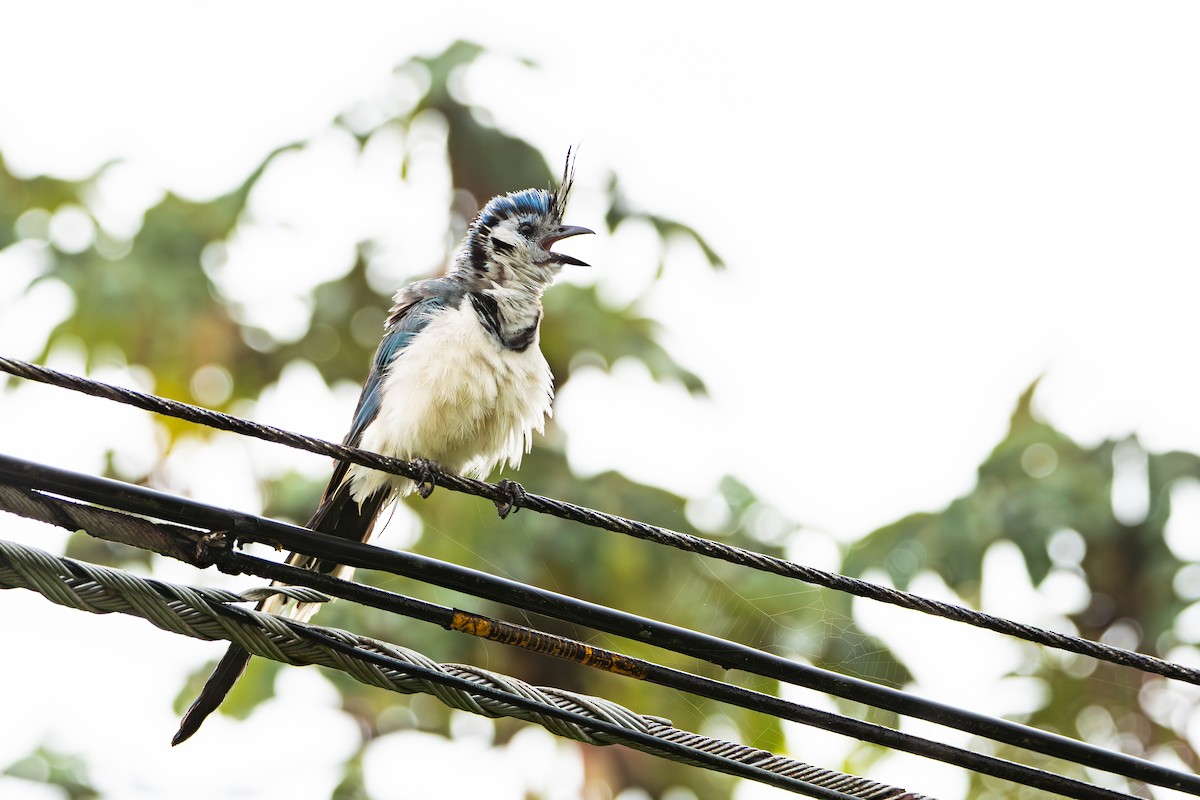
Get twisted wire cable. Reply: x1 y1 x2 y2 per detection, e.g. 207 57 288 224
0 535 928 800
0 483 1144 800
7 470 1190 800
1 354 1196 689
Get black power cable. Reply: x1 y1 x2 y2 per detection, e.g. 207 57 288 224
227 543 1138 800
0 453 1193 796
3 480 1125 800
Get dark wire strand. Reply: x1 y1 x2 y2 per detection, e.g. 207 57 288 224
1 355 1196 690
0 454 1195 796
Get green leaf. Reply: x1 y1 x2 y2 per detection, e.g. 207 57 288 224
3 745 100 800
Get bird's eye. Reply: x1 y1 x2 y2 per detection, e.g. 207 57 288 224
518 222 534 237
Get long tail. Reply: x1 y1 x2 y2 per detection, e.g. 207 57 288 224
172 465 388 745
171 641 255 746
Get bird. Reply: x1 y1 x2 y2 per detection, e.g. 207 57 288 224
172 152 593 745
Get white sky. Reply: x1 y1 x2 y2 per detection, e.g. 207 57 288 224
1 3 1199 799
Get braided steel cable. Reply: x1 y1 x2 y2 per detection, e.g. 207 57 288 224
0 536 930 800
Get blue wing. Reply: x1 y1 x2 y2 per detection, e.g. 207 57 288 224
345 293 449 447
305 278 471 544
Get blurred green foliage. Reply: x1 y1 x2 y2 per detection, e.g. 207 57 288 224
845 383 1200 793
3 745 99 800
3 38 1197 800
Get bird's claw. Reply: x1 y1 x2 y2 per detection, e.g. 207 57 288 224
494 479 527 519
412 458 441 499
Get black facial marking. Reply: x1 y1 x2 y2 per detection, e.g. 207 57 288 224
491 238 515 254
468 239 487 271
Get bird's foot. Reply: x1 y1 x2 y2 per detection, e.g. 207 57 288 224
494 479 527 519
412 458 442 499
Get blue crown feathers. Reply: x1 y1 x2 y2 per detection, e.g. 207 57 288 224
462 149 578 272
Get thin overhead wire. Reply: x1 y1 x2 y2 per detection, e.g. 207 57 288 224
1 355 1197 689
0 482 1142 800
1 454 1195 797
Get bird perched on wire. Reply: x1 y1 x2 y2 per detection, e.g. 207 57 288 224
172 151 593 745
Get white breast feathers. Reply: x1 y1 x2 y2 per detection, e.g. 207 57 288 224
347 297 554 504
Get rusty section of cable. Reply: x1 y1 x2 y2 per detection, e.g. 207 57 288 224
449 611 651 678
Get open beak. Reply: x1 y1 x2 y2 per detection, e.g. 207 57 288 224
542 224 595 266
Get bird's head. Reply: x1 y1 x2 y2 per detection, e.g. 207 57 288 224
455 151 594 290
